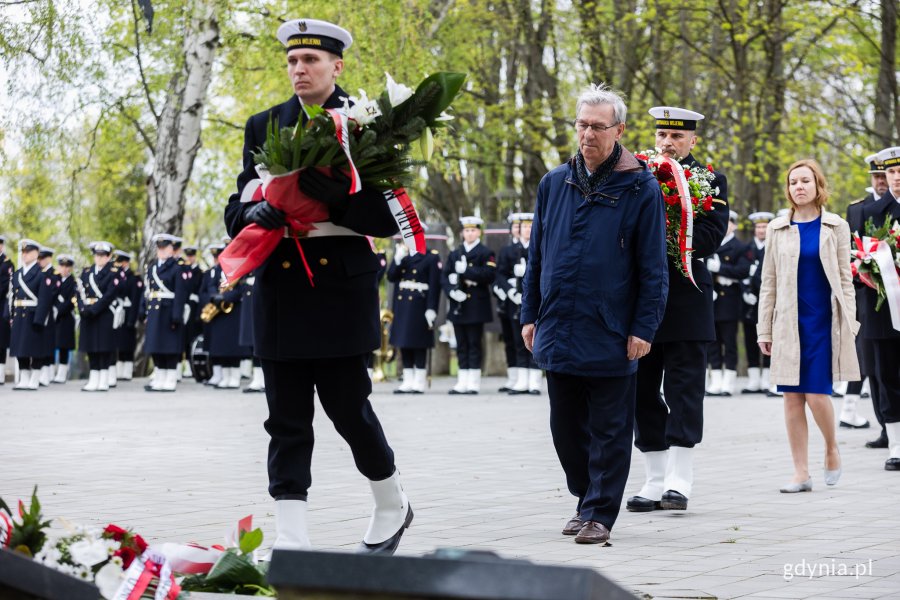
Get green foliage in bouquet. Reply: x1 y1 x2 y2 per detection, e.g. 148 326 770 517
179 528 274 596
861 217 900 312
0 486 52 557
251 72 466 190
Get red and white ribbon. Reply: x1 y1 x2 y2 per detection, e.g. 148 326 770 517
0 511 12 548
112 550 180 600
326 109 362 194
855 235 900 331
383 188 426 255
658 156 697 288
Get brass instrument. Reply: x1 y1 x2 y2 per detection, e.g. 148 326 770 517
371 308 395 382
200 300 234 323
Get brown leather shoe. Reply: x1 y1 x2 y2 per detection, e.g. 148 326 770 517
574 521 610 545
561 513 583 536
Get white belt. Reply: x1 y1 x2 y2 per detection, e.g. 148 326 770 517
189 294 200 303
283 222 362 239
14 300 37 307
463 279 478 287
399 281 429 292
149 291 175 299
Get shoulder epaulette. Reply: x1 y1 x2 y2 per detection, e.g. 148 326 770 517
849 197 865 205
111 267 119 272
431 249 439 254
712 199 727 206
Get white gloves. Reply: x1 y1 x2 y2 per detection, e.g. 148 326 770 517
513 258 526 278
183 304 191 324
707 254 721 273
749 261 758 277
743 292 758 306
716 276 735 287
493 285 507 301
508 290 522 305
394 243 408 265
454 257 467 274
425 309 437 328
448 273 459 285
507 277 517 288
449 289 467 303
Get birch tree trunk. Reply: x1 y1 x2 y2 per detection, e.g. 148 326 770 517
141 0 219 267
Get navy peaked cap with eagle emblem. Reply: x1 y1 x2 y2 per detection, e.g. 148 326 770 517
277 19 352 57
649 106 704 131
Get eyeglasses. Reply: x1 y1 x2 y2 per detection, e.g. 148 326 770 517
574 120 619 133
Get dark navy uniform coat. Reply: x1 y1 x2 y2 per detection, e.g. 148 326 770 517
441 242 496 325
862 191 900 340
203 265 250 358
846 194 876 332
654 155 729 343
8 264 55 358
115 267 142 354
494 240 521 318
223 86 400 360
712 235 751 322
387 250 441 349
77 263 122 354
237 271 256 350
0 253 14 350
742 240 765 323
41 265 60 357
54 275 77 350
143 258 190 354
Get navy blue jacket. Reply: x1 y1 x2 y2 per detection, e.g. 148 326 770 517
203 265 249 358
9 264 55 358
441 242 496 325
712 235 751 322
388 250 441 348
77 263 123 354
521 148 669 377
0 254 14 350
54 275 77 350
143 258 190 354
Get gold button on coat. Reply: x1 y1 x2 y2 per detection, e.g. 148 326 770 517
282 261 291 269
319 258 328 266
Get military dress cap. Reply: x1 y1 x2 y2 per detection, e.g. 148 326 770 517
277 19 353 57
152 233 178 246
38 246 55 258
183 245 198 256
876 146 900 169
0 235 5 243
748 211 775 224
114 250 133 261
460 216 484 228
89 240 114 254
20 239 40 252
649 106 705 131
57 254 75 266
172 236 184 249
865 153 885 174
728 210 739 223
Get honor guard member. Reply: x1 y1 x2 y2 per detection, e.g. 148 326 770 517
493 214 521 392
143 233 191 392
740 212 774 394
52 254 77 383
846 154 888 443
8 239 55 390
200 243 226 386
181 245 204 378
78 241 123 392
501 213 542 394
442 216 497 394
387 234 441 394
705 210 751 396
238 268 265 393
223 17 413 554
37 246 59 386
0 235 14 384
202 249 250 389
113 251 143 381
864 146 900 470
628 107 729 513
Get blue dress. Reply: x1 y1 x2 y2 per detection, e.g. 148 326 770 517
778 217 832 394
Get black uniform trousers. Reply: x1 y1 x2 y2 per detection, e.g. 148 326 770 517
509 315 537 369
499 315 517 368
454 323 484 370
262 354 395 500
873 339 900 424
708 321 738 370
152 353 180 369
87 353 113 370
634 341 706 452
400 348 426 369
547 371 635 531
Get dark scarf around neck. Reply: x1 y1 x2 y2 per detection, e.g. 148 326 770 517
575 142 622 194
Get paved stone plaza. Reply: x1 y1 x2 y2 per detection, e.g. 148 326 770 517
2 375 899 599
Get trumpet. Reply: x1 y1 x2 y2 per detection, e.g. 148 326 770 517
200 300 234 323
371 308 395 382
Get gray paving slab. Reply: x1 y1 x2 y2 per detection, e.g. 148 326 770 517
1 375 899 599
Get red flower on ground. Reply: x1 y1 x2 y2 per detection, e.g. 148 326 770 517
104 524 127 541
115 546 137 568
133 534 148 553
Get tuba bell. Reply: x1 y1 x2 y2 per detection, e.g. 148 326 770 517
200 300 234 323
371 308 395 382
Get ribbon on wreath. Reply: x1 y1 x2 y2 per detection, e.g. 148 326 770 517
658 155 698 289
383 188 427 255
149 515 253 576
853 235 900 331
326 109 362 195
112 549 180 600
0 510 12 548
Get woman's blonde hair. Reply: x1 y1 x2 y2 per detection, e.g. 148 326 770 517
784 158 829 210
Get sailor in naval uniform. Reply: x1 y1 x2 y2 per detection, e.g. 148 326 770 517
739 212 774 394
8 239 55 390
77 241 123 392
52 254 77 383
494 214 521 392
442 216 497 395
0 235 14 385
113 251 143 381
387 230 441 394
36 246 59 386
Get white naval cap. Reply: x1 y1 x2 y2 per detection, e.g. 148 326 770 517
876 146 900 169
865 153 885 174
206 242 226 253
728 210 739 223
748 211 775 224
648 106 704 131
20 239 40 251
88 240 113 254
38 246 55 256
57 254 75 266
114 250 133 261
460 216 484 228
277 19 352 57
152 233 178 246
511 212 534 223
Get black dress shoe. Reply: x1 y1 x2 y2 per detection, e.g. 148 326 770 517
839 418 870 429
660 490 688 510
358 505 414 555
626 495 661 512
885 458 900 471
498 385 511 392
448 388 467 395
866 432 889 449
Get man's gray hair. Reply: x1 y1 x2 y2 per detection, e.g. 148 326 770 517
575 83 627 124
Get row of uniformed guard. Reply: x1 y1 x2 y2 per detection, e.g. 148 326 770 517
0 234 264 392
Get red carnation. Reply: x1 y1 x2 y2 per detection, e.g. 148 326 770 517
684 169 692 178
658 162 672 173
665 194 679 206
707 164 714 172
635 153 648 161
115 546 137 569
692 196 700 206
133 534 148 553
104 524 127 541
703 196 713 211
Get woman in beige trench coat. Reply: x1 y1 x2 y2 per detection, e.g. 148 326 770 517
757 159 860 493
